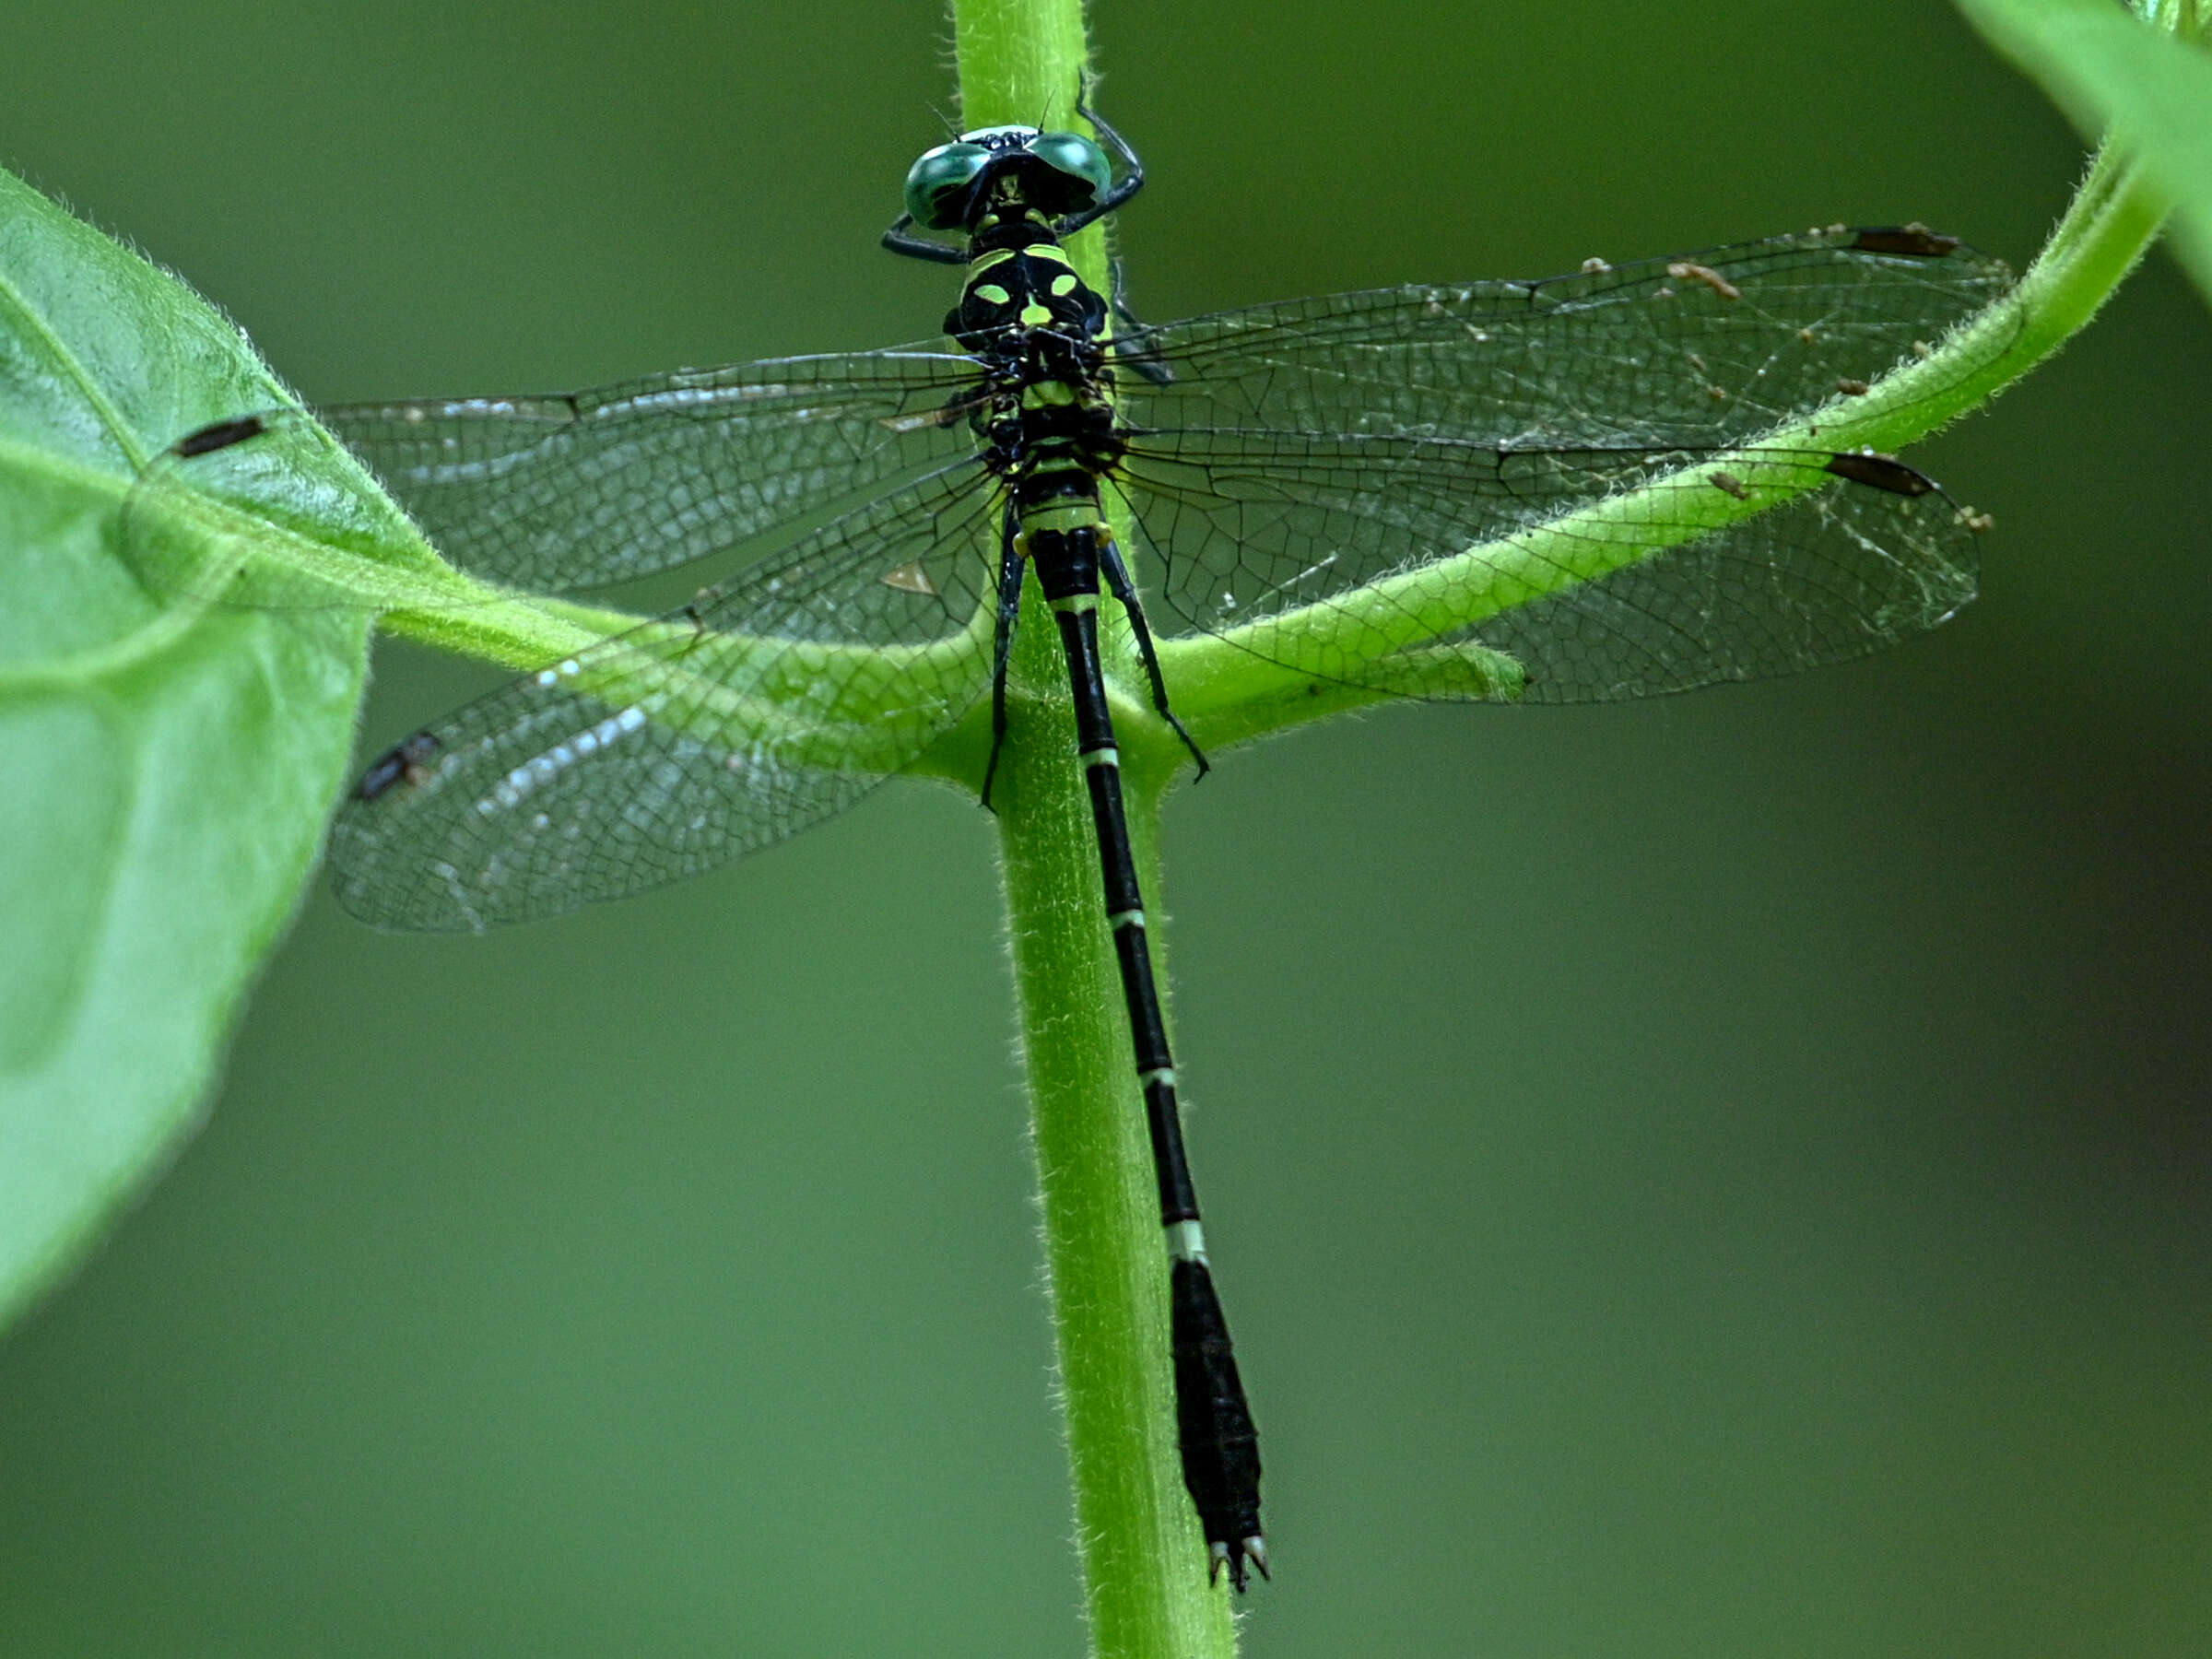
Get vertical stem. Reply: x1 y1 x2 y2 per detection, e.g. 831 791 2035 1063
953 2 1240 1654
995 682 1234 1659
951 0 1092 129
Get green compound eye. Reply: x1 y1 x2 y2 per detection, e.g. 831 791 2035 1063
1022 131 1112 210
905 129 1114 231
902 142 992 230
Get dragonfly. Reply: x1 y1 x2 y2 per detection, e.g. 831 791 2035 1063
141 95 2010 1591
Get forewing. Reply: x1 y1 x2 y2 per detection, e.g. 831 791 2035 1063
329 463 1002 930
1114 229 2013 447
1117 431 1977 700
316 344 982 591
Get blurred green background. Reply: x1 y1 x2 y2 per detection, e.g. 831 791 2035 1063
4 2 2208 1653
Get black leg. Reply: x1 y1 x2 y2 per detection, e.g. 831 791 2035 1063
881 213 968 265
1107 264 1175 389
1055 72 1146 237
1101 537 1208 782
980 510 1028 810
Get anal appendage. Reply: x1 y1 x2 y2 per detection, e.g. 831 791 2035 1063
1170 1254 1267 1591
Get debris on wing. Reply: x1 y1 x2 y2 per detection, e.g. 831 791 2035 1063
1851 224 1963 258
1665 261 1743 300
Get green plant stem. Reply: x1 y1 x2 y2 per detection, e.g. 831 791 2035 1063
955 3 1240 1655
994 653 1232 1659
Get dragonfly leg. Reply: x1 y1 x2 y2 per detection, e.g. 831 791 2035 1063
980 511 1028 811
1106 260 1175 389
880 212 967 265
1101 538 1208 782
1057 72 1146 236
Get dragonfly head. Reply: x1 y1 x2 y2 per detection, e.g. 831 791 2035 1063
901 125 1112 233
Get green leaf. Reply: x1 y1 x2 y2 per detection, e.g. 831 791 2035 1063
0 167 380 1328
1959 0 2212 306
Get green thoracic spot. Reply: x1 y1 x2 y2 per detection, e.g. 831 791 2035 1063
974 283 1010 304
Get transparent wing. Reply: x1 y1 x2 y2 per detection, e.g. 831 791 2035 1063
1116 431 1977 699
1114 229 2013 447
315 344 983 592
119 407 463 612
328 461 1002 931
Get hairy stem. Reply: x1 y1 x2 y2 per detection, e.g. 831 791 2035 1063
994 659 1232 1659
956 1 1241 1654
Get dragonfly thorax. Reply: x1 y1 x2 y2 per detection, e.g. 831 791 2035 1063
947 239 1108 354
947 229 1120 496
